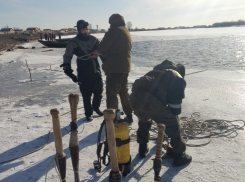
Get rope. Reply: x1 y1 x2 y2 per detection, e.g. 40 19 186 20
45 156 56 182
77 52 95 60
0 128 52 165
0 107 84 165
129 112 245 147
185 69 207 76
54 155 63 182
180 112 245 147
44 155 63 182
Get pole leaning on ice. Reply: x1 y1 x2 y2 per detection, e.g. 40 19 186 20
68 94 80 182
104 109 122 182
50 108 67 182
153 124 165 182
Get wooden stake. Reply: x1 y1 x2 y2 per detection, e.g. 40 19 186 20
50 108 64 156
50 108 66 182
68 93 80 182
104 109 122 182
25 60 32 82
153 123 165 182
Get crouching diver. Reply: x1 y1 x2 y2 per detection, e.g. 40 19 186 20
60 20 103 121
130 60 192 166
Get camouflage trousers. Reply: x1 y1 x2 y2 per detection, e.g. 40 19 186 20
106 73 132 115
130 91 186 154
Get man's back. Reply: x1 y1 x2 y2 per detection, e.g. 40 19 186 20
132 69 186 106
98 13 132 74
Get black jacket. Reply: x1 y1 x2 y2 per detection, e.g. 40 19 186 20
132 69 186 114
63 34 101 82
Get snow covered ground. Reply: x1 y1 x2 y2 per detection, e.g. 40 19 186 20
0 33 245 182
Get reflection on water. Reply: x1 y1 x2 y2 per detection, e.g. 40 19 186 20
130 27 245 70
48 27 245 70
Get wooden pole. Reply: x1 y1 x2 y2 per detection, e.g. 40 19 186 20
25 60 32 82
68 93 80 182
153 123 165 182
51 109 64 155
50 108 66 182
104 109 122 182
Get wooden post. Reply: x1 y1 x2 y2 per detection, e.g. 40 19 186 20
50 108 66 182
68 94 80 182
104 109 122 182
25 60 32 82
153 124 165 182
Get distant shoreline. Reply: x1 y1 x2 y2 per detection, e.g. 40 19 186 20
130 25 245 32
1 26 245 53
0 34 40 53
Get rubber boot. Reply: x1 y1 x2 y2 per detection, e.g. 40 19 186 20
138 143 149 157
93 108 103 116
86 115 93 121
173 152 192 166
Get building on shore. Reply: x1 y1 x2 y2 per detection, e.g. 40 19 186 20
0 28 15 34
14 29 24 34
42 29 52 33
26 27 40 33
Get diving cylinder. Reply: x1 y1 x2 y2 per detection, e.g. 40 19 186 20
114 122 131 176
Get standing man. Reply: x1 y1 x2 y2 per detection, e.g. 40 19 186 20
60 20 103 121
94 13 133 123
44 33 48 41
49 32 53 41
130 60 192 166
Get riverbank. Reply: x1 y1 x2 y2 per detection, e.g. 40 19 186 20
0 34 40 53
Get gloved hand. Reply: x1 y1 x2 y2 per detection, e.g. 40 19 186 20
168 103 181 116
169 107 181 116
60 63 78 83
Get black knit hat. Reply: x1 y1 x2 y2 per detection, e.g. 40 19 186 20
176 64 185 78
75 20 89 28
153 60 185 77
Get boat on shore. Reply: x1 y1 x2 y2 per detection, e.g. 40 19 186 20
55 38 71 42
38 39 70 48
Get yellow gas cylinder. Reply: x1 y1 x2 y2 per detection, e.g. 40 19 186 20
114 122 130 164
114 122 131 176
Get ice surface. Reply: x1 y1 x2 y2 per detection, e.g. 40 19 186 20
0 28 245 182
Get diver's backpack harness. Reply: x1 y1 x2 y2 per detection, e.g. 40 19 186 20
94 120 110 173
94 110 131 176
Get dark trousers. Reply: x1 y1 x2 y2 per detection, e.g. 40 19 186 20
106 73 132 115
130 91 186 154
79 73 103 117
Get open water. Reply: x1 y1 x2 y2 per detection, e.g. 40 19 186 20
130 27 245 70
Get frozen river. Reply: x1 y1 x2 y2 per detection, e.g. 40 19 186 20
0 27 245 182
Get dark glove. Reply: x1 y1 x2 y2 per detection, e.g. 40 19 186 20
60 63 78 83
168 103 181 116
169 107 181 116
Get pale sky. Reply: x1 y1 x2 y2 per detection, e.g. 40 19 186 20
0 0 244 30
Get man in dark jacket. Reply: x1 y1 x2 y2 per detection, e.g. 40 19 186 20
60 20 103 121
93 13 133 122
130 60 192 166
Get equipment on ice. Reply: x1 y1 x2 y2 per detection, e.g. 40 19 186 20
94 109 131 180
68 94 80 182
50 108 67 182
